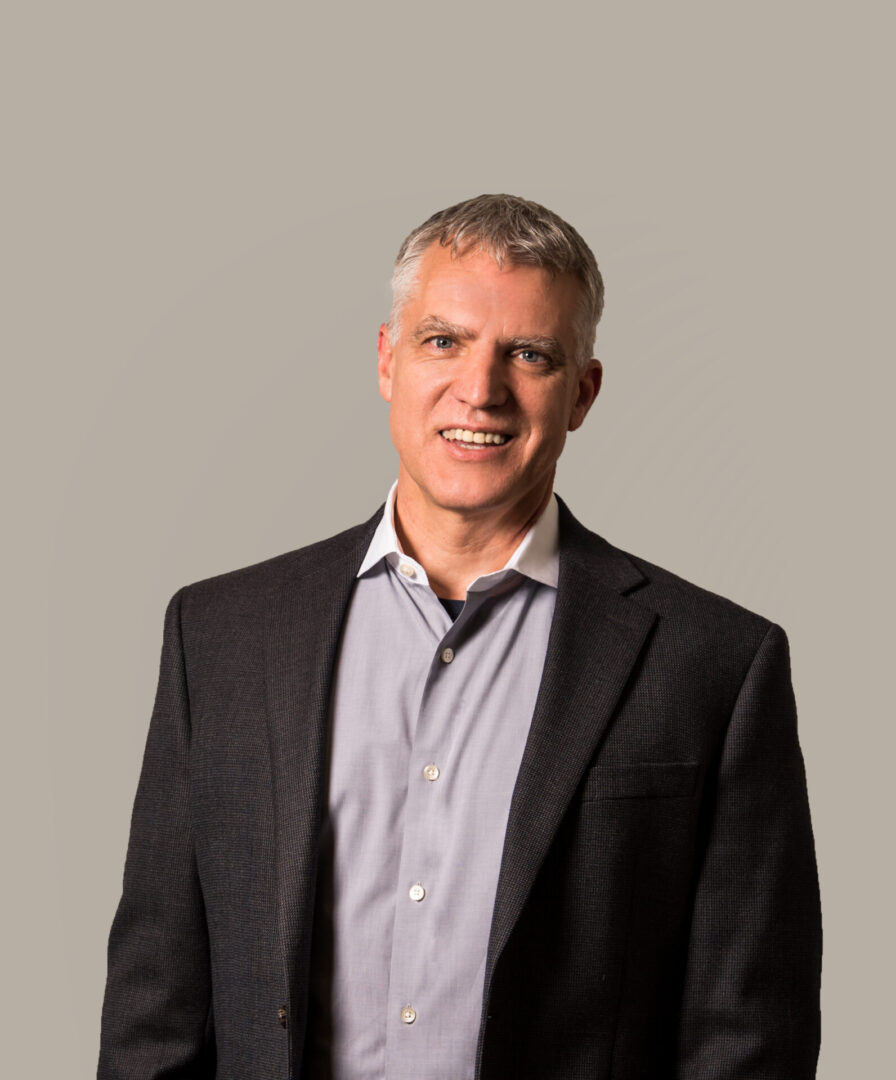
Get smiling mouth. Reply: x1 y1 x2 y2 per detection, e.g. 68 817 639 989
439 428 511 447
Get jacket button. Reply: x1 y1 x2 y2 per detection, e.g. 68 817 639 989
277 1006 287 1028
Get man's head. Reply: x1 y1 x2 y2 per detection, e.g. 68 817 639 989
378 194 604 525
388 193 604 368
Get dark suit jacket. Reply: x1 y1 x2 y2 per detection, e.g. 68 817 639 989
98 499 822 1079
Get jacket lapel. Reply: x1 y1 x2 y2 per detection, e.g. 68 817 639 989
484 500 657 993
263 511 381 1060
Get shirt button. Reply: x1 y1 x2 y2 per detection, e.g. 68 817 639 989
409 883 426 902
423 763 440 782
440 647 455 664
401 1005 417 1024
399 562 416 579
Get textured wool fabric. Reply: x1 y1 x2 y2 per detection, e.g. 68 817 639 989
98 499 821 1080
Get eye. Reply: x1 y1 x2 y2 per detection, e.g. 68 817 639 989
517 348 548 365
427 335 454 350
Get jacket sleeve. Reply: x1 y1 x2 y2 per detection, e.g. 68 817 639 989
98 587 215 1079
675 622 822 1078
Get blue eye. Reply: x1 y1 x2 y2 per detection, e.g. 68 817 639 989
431 336 453 349
519 349 545 364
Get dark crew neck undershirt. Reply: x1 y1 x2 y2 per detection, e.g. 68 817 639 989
438 597 466 621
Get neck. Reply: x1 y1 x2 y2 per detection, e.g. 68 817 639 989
392 474 553 599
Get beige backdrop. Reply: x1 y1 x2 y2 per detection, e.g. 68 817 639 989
5 2 893 1075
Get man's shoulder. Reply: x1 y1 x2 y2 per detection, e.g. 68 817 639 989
624 545 773 638
560 502 775 644
173 506 384 615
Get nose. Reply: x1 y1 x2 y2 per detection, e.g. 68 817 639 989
452 345 509 410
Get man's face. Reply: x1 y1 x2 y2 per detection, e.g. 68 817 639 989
377 241 602 522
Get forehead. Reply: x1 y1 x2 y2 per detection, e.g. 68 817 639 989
408 241 582 338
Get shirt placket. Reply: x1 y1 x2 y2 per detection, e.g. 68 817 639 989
382 586 484 1075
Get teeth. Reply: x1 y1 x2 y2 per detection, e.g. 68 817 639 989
441 429 508 445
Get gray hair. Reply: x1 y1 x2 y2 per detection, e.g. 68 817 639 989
388 193 604 367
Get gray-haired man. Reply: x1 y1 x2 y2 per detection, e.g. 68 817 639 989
99 195 822 1079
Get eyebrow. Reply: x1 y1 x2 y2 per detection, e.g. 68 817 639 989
413 316 567 363
412 316 476 343
505 336 567 364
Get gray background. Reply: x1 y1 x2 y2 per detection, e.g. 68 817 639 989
5 2 892 1075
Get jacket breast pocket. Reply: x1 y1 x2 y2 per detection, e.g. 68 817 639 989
580 761 699 800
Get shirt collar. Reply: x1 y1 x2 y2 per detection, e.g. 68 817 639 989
356 481 559 591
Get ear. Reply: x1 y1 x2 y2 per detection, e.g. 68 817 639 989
377 323 394 403
568 358 602 432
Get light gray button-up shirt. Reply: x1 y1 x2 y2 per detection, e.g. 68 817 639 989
305 485 559 1080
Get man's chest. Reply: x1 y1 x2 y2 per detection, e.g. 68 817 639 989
309 566 556 1079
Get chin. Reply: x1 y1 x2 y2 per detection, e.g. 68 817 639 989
432 485 516 515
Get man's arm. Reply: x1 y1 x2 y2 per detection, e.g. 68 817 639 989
98 587 215 1080
676 622 822 1077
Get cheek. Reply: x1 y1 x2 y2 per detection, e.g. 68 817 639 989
389 381 436 441
529 396 574 441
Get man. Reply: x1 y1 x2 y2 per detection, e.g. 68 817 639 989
99 194 822 1079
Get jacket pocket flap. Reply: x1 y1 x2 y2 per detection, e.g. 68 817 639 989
581 761 699 800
